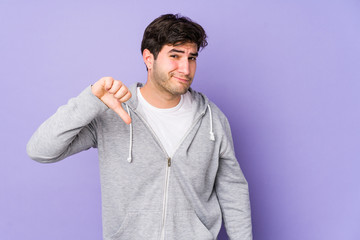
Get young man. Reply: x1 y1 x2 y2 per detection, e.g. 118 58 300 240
27 14 252 240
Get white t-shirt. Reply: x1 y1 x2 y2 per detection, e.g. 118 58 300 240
136 87 196 157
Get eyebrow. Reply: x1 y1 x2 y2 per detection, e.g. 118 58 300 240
168 49 199 57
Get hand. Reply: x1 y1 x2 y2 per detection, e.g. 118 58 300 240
92 77 132 124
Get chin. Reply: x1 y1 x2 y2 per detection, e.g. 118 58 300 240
175 86 190 95
166 86 187 95
163 80 191 95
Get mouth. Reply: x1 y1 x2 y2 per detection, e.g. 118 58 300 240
172 76 191 83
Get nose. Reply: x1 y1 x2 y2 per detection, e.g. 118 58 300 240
178 58 190 76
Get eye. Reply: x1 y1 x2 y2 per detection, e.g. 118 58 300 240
170 54 179 59
189 57 197 61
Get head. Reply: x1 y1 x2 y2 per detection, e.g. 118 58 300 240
141 14 208 60
141 14 208 96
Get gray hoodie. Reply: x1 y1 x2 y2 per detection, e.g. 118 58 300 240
27 83 252 240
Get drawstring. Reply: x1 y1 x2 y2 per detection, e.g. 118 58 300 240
207 105 215 141
126 104 133 163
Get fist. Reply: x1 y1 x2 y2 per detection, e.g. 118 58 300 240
92 77 132 124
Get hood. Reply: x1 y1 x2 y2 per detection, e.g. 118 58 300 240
123 82 215 163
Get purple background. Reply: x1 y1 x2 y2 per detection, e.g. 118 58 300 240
1 1 360 239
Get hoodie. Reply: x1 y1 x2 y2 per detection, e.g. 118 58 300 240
27 83 252 240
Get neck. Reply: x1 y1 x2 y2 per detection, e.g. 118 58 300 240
140 79 181 109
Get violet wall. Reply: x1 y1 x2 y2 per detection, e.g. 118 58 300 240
1 0 359 239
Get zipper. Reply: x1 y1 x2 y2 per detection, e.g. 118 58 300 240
126 107 172 239
153 109 207 240
126 104 208 240
160 157 171 240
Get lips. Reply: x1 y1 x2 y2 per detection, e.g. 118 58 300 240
172 76 191 83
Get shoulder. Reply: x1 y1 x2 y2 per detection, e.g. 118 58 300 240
189 88 230 127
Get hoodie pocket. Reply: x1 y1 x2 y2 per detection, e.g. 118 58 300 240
166 211 215 240
109 211 161 240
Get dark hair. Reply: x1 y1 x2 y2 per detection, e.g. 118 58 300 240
141 14 208 59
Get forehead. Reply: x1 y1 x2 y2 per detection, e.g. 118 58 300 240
160 42 198 54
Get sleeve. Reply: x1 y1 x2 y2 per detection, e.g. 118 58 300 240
26 86 108 163
215 117 253 240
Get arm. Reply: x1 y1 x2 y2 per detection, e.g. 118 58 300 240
27 77 132 163
215 118 253 240
26 86 107 162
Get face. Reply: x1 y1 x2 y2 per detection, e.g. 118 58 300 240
148 42 198 96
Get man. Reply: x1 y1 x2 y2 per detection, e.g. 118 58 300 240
27 14 252 240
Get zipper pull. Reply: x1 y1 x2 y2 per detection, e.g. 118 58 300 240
168 157 171 167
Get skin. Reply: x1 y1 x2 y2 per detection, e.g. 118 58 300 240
91 42 198 124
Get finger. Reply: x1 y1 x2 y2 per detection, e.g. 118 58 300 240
113 104 132 124
108 80 122 94
118 91 132 103
103 77 114 91
113 85 129 99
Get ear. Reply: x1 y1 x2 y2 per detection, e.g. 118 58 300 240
142 49 154 70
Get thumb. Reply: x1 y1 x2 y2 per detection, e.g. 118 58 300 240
112 103 132 124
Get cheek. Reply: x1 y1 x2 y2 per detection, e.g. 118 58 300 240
166 62 178 73
169 61 178 69
190 63 197 74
